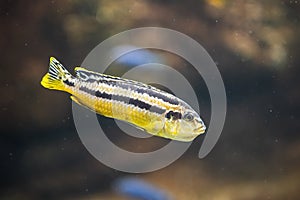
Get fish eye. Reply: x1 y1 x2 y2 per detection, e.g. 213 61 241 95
183 113 194 121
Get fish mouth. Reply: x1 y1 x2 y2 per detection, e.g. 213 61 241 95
194 126 206 134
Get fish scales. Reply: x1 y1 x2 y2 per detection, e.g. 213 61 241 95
41 57 206 141
73 80 163 128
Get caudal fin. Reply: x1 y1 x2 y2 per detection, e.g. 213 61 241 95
41 57 71 91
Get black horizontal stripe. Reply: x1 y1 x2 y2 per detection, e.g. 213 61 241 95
79 86 166 114
63 79 74 87
129 98 151 110
115 81 179 105
95 90 111 99
165 110 182 120
77 70 179 106
135 87 179 105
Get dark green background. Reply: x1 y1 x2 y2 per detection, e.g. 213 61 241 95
1 0 300 199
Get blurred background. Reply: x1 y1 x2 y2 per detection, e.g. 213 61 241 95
1 0 300 199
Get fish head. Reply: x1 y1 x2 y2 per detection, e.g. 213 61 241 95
163 107 206 142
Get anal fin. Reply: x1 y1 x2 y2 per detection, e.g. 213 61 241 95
70 96 84 106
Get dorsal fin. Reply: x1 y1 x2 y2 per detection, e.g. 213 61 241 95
74 67 167 94
74 67 122 81
75 67 103 81
75 67 89 81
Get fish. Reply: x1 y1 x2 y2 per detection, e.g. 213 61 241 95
40 57 206 142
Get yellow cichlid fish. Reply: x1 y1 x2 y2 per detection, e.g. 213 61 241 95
41 57 206 142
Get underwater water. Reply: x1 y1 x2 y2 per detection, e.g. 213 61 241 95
1 0 300 199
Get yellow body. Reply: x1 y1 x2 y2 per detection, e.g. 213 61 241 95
41 57 206 141
70 87 165 135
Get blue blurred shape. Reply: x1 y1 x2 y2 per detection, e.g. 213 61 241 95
111 45 163 66
113 177 173 200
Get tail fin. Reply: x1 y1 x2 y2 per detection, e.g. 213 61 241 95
41 57 71 91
